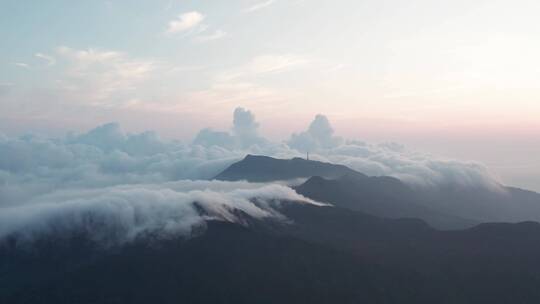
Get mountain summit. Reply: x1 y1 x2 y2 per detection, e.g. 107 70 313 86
214 154 361 182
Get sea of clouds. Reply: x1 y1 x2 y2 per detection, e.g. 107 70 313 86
0 180 319 246
0 107 501 243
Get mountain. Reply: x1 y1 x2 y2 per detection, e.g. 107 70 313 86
297 174 540 228
418 185 540 224
214 154 360 182
215 155 540 228
4 155 540 303
295 174 478 229
3 202 540 304
215 155 477 229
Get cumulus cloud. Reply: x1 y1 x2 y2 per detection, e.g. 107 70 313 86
0 124 247 207
166 11 205 34
193 107 267 149
0 181 318 245
232 107 266 147
288 114 343 152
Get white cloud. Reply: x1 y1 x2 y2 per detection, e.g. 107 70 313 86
288 114 343 152
34 52 56 66
0 181 317 245
166 11 205 34
13 62 30 69
218 54 308 81
194 107 267 149
243 0 276 13
195 29 227 42
55 46 157 104
286 115 502 190
187 54 308 109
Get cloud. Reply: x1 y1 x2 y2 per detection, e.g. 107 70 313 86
285 115 501 190
288 114 343 152
217 54 308 82
166 11 205 34
193 107 267 149
243 0 275 13
193 128 236 149
0 108 502 211
13 62 30 69
55 46 157 104
0 180 317 245
0 108 506 246
179 54 309 114
34 52 56 66
232 107 263 145
0 124 237 206
195 29 227 42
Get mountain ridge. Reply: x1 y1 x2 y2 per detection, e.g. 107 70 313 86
214 155 540 229
214 154 363 182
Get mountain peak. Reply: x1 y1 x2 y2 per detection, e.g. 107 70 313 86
214 155 360 182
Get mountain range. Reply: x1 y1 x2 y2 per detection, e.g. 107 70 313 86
218 155 540 229
3 154 540 303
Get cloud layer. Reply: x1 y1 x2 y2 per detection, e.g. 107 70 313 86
0 107 504 244
0 107 502 207
0 180 316 245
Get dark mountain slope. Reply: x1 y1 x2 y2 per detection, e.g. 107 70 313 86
296 173 540 229
216 155 540 227
417 185 540 224
3 204 540 304
214 154 360 182
278 204 540 304
0 221 408 304
215 155 477 229
296 174 478 229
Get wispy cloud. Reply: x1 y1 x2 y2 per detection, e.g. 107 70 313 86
195 29 227 42
183 54 308 112
35 52 56 66
166 11 205 34
218 54 308 81
55 46 158 105
243 0 275 13
13 62 30 69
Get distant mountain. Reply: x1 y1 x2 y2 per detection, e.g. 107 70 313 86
216 155 540 229
214 154 360 182
215 155 477 229
418 185 540 224
297 173 540 228
3 202 540 304
295 174 477 229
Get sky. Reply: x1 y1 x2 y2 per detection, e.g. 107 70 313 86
1 0 539 191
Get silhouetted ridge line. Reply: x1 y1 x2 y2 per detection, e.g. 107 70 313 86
214 154 361 182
